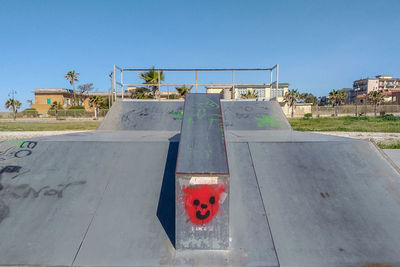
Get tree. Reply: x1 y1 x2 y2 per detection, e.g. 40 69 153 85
129 87 153 99
175 85 193 97
5 98 21 120
64 70 79 105
88 96 104 119
300 93 317 105
240 91 258 99
283 89 300 118
368 91 384 116
50 101 62 120
138 67 164 99
78 83 94 96
328 89 347 116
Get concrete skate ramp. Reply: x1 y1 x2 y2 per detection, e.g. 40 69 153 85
0 136 278 266
1 99 400 266
99 100 184 131
221 100 291 130
100 99 290 131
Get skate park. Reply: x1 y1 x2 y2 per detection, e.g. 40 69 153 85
1 67 400 267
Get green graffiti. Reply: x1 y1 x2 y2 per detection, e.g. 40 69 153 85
256 115 280 127
169 109 184 120
19 141 27 147
187 117 193 125
209 118 216 129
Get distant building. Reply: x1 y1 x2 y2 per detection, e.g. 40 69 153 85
32 88 115 114
351 75 400 103
205 83 290 102
341 88 354 103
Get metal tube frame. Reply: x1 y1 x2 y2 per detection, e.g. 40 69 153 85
112 66 279 101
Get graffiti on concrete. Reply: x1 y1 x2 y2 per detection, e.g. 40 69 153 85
256 115 280 127
0 141 38 161
182 184 225 225
0 165 30 190
169 109 184 120
2 181 87 199
0 181 86 224
0 200 9 224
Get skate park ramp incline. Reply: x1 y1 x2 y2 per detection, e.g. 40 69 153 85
1 99 400 267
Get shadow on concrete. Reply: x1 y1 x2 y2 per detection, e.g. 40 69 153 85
156 138 179 247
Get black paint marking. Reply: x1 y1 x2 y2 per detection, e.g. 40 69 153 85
14 150 32 158
0 200 9 224
209 196 215 204
193 199 200 206
0 165 22 175
20 141 37 149
196 210 210 220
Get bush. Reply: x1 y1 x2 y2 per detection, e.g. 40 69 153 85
380 111 386 116
379 114 400 121
68 106 85 110
22 108 38 117
168 94 180 99
303 113 312 119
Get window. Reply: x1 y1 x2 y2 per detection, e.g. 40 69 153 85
66 99 70 105
254 89 265 97
46 98 51 104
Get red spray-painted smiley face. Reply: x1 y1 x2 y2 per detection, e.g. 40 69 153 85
183 184 225 225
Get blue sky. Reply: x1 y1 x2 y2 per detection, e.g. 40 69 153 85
0 0 399 110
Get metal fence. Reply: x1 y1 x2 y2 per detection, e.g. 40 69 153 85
311 105 400 117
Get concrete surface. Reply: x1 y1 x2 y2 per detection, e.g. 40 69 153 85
176 94 229 175
384 149 400 168
1 99 400 267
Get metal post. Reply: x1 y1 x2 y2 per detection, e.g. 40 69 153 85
113 65 116 103
232 70 235 100
276 64 279 101
109 72 112 108
270 70 273 85
195 71 198 94
121 70 124 100
158 70 161 101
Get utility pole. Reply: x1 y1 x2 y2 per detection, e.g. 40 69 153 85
109 72 113 108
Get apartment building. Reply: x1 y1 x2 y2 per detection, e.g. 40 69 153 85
205 83 290 102
351 75 400 102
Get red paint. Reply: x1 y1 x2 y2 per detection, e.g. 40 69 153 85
182 184 225 225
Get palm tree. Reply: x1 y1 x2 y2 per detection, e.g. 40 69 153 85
283 89 300 118
241 91 258 99
175 85 193 98
328 89 347 116
89 96 104 119
368 91 384 116
138 67 164 99
64 70 79 105
5 98 21 120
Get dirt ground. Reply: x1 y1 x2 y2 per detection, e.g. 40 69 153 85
312 131 400 146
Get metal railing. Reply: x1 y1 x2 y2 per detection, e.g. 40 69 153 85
111 65 280 102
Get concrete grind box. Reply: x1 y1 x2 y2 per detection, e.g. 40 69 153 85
175 94 230 250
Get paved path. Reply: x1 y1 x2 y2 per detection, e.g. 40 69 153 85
0 130 93 141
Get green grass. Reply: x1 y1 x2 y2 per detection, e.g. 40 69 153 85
0 121 101 131
377 141 400 149
289 115 400 133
